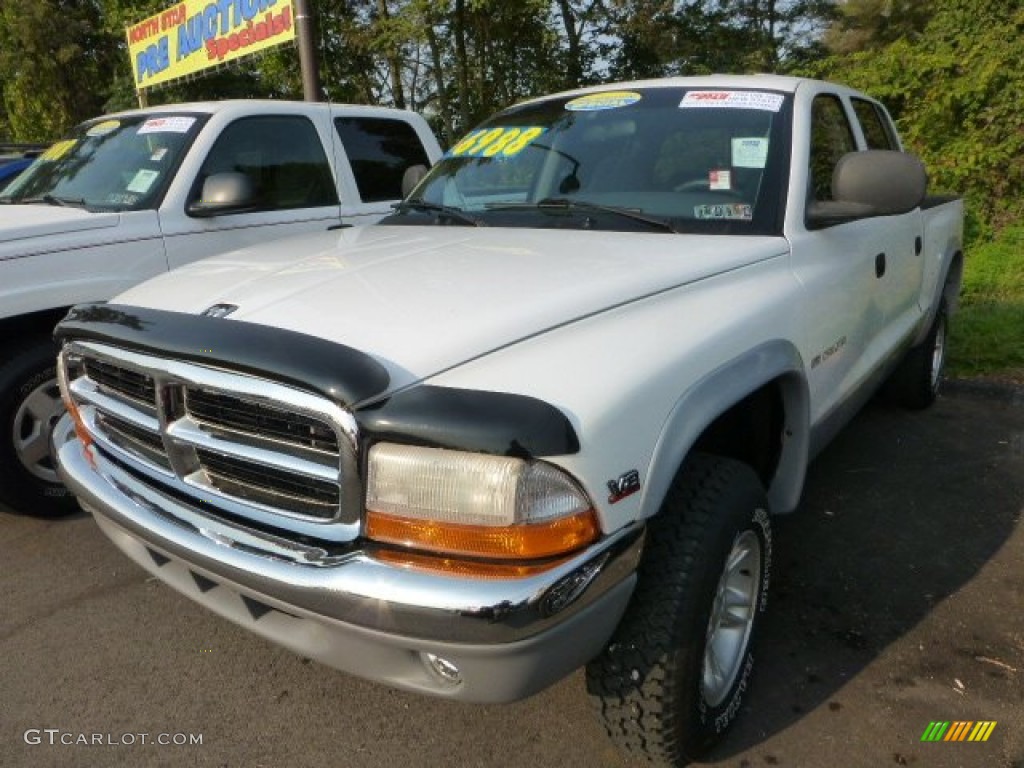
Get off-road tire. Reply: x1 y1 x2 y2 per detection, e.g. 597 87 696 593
0 336 77 516
886 298 947 410
586 454 771 767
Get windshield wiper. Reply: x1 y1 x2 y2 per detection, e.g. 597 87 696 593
392 199 485 227
20 194 89 208
485 197 679 233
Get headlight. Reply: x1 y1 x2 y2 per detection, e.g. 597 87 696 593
365 443 599 559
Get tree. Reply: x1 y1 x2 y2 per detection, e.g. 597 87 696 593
0 0 119 140
811 0 1024 236
823 0 931 53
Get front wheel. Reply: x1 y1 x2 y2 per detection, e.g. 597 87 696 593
0 336 78 516
587 454 771 767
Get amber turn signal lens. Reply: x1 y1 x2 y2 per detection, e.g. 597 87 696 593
57 353 92 450
366 508 600 560
373 549 571 579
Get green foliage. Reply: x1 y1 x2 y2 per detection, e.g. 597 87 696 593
0 0 119 140
810 0 1024 239
948 226 1024 377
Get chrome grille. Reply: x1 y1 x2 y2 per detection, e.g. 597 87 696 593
84 358 156 407
186 388 339 454
96 412 172 471
196 448 340 517
60 341 360 539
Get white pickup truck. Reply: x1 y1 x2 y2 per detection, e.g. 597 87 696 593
0 100 441 515
53 76 962 767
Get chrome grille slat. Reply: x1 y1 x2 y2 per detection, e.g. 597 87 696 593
186 388 339 454
60 341 361 536
194 449 339 518
96 412 173 471
165 420 339 484
83 358 156 406
70 378 160 432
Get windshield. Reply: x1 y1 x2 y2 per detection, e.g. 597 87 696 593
0 114 206 211
386 87 791 235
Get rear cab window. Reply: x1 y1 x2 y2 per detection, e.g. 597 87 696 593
334 117 432 203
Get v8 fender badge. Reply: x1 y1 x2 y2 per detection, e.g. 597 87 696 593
607 469 641 503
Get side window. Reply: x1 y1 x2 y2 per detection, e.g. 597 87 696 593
809 95 857 202
334 117 431 203
197 116 338 212
851 98 897 150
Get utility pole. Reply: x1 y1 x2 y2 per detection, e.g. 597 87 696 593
294 0 324 101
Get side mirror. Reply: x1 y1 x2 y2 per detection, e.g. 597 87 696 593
807 150 927 229
401 164 429 199
187 172 257 218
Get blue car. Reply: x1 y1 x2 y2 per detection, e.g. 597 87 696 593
0 144 44 191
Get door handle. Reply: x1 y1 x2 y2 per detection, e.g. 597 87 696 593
915 236 923 255
875 252 886 278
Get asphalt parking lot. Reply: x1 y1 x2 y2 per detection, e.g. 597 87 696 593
1 384 1022 768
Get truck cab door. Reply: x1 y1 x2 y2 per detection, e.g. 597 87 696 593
788 93 888 428
848 97 926 348
160 114 342 271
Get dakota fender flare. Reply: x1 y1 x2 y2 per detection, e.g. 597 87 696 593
638 339 810 520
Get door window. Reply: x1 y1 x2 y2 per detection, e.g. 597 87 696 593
808 95 857 202
334 117 431 203
195 116 338 212
851 98 897 150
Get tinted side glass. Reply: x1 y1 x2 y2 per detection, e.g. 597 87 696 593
334 117 430 203
852 99 897 150
197 116 338 212
809 95 857 202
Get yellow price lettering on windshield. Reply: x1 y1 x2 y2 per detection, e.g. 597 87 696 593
40 139 77 162
448 126 546 158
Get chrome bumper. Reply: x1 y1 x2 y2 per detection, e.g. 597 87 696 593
55 415 643 702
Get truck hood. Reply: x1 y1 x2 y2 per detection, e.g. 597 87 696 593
0 204 120 257
115 226 788 392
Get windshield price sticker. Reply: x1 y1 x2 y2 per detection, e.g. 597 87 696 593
448 126 547 159
694 203 753 221
40 140 77 162
680 91 785 112
138 116 196 135
565 91 642 111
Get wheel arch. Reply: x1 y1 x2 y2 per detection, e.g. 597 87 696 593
639 340 810 520
942 249 964 315
0 306 74 348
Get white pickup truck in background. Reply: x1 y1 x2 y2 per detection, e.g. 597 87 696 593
54 76 963 767
0 100 441 515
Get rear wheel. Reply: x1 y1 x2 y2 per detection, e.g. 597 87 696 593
0 336 77 516
586 454 771 767
887 298 947 410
